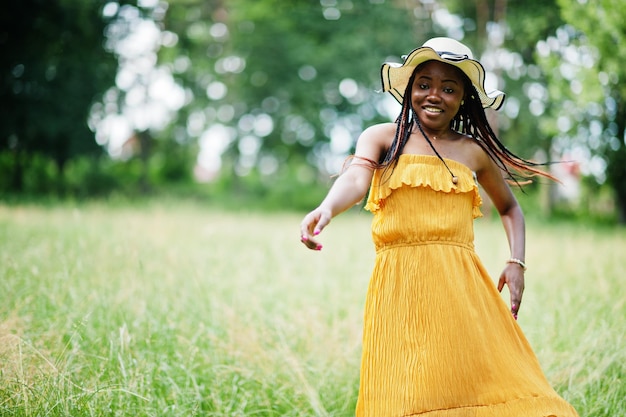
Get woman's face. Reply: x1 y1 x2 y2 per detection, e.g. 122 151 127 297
411 61 465 131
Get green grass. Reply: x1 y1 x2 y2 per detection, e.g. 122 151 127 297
0 201 624 416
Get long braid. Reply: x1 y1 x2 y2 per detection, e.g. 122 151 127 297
368 62 556 187
455 85 557 185
381 72 418 166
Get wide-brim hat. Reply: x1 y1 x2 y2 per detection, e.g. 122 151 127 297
381 37 505 110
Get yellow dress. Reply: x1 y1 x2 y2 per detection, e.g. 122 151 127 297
356 154 579 417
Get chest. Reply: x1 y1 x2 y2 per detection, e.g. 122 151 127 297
401 139 478 172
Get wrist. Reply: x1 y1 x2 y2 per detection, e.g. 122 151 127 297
506 258 527 271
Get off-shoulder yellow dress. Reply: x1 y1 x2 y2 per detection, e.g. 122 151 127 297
356 154 578 417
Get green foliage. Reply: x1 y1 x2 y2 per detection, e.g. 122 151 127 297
0 0 119 188
160 0 428 176
2 0 625 223
0 149 330 211
532 0 626 223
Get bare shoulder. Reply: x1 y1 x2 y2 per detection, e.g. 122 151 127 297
360 123 396 143
354 122 396 159
456 134 493 173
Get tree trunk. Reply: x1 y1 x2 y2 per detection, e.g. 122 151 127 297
607 101 626 223
11 147 24 192
607 146 626 224
137 130 152 194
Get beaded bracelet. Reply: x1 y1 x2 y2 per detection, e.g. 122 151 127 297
506 258 527 271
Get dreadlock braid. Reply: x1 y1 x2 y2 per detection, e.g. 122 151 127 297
376 61 557 187
454 84 557 186
380 71 418 167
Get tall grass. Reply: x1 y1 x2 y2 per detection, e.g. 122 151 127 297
0 201 624 416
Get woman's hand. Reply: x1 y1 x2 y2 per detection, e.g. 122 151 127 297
299 207 332 251
497 263 525 320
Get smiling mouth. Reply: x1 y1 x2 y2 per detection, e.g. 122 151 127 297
423 106 443 113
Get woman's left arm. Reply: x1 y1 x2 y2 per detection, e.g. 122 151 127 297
497 200 526 319
476 153 526 320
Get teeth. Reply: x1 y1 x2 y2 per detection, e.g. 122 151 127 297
424 107 442 113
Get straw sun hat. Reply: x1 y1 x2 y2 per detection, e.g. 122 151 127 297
381 37 505 110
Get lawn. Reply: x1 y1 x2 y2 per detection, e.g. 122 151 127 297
0 201 624 416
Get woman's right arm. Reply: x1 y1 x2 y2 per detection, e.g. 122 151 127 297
299 123 392 250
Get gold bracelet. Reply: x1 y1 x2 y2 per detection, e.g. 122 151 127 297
507 258 527 271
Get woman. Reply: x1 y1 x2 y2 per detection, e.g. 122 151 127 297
300 37 579 416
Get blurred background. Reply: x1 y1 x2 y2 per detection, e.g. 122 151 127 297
1 0 624 222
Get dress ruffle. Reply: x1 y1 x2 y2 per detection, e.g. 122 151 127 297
365 154 483 218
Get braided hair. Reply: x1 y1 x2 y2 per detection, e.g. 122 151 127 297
376 61 556 186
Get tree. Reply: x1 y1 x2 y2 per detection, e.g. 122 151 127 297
558 0 626 224
539 0 626 222
0 0 122 191
158 0 434 185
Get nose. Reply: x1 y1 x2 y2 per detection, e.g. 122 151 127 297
426 88 443 102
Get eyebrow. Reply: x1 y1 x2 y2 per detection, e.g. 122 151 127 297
417 75 460 85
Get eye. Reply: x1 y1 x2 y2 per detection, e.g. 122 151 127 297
443 87 455 94
419 83 429 90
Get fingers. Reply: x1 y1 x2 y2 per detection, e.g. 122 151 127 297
499 266 525 320
310 212 331 237
299 209 330 251
509 284 523 320
509 275 524 318
300 234 322 251
497 275 505 292
510 299 520 320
